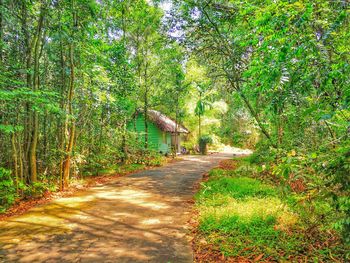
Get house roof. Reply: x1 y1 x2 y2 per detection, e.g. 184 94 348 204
138 109 189 134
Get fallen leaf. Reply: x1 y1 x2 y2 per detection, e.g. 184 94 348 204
254 254 264 262
199 238 207 245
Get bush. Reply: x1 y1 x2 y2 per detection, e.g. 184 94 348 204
182 141 196 154
248 140 277 164
0 167 17 213
198 135 213 155
323 143 350 244
23 181 52 198
127 148 165 166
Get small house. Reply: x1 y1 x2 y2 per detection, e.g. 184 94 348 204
127 110 189 154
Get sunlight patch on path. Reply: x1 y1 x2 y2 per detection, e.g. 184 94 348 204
0 153 233 262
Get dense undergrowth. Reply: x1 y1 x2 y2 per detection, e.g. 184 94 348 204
195 158 349 262
0 151 166 213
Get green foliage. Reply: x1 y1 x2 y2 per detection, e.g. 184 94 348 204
198 134 213 154
208 168 235 178
118 164 145 173
197 172 298 259
22 182 54 198
248 141 278 164
175 2 349 252
248 143 350 243
0 4 348 261
199 176 277 200
124 134 166 166
322 141 350 243
196 159 348 261
0 168 17 213
335 197 350 244
0 0 189 213
198 135 213 145
135 150 166 167
0 125 24 134
200 214 286 258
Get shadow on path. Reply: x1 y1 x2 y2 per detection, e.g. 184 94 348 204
0 153 233 263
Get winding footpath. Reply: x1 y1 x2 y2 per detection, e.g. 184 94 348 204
0 153 232 263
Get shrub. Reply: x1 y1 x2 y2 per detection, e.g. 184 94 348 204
323 143 350 244
123 147 165 166
198 135 213 155
23 181 53 198
0 167 17 213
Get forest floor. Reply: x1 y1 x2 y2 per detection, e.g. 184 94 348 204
0 153 234 263
192 157 347 262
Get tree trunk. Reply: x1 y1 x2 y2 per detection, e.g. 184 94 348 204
121 118 128 163
28 113 38 182
198 114 201 138
0 0 3 63
0 0 3 173
144 93 148 149
198 91 202 138
61 0 77 190
11 132 19 193
175 98 179 154
61 33 76 190
58 8 66 189
227 76 276 147
276 110 283 146
21 3 31 182
238 88 276 147
143 62 149 149
18 134 24 191
62 124 75 189
28 2 46 183
121 3 128 162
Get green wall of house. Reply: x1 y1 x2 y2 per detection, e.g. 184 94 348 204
127 113 172 154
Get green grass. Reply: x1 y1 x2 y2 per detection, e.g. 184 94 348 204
199 176 277 200
196 159 347 261
198 195 300 258
208 168 236 178
197 172 299 258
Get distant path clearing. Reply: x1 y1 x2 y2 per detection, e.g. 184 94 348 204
0 153 232 263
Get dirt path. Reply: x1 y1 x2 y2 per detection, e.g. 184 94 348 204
0 153 232 263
